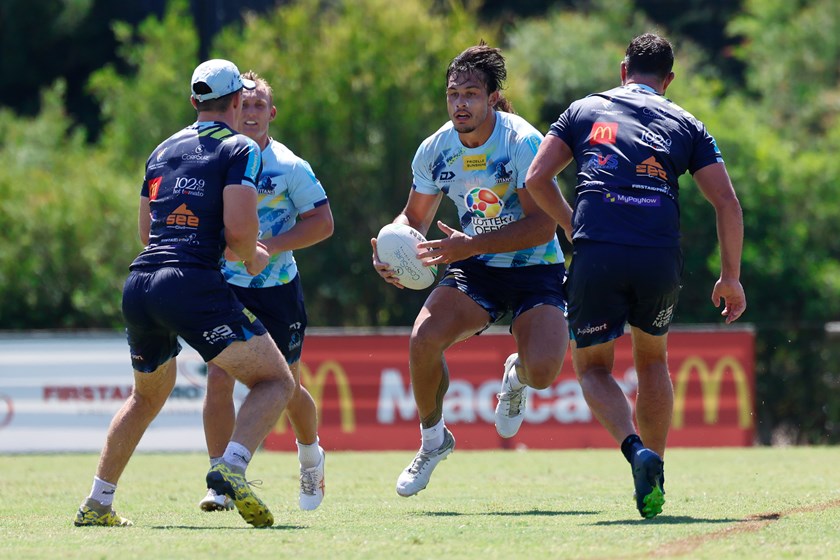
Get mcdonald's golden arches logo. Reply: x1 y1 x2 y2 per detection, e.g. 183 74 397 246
273 360 355 433
672 356 752 429
589 122 618 145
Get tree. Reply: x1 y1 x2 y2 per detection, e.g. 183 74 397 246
0 83 136 328
212 0 493 326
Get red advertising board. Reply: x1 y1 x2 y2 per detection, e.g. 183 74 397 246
264 329 755 451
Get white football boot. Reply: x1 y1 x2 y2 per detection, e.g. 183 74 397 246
198 487 234 512
299 446 326 511
494 353 527 438
396 428 455 497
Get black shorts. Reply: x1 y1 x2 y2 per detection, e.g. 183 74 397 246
230 275 307 365
438 257 566 330
566 240 683 348
122 267 267 372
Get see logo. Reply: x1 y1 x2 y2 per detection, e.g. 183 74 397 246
166 203 199 228
635 156 668 180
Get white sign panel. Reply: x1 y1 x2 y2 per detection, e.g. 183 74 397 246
0 334 245 453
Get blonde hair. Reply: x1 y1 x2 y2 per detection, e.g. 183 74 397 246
242 70 274 104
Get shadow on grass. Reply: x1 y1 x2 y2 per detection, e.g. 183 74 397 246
592 515 741 526
418 509 599 517
150 524 306 531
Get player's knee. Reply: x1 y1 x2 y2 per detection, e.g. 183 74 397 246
521 355 562 390
409 327 448 358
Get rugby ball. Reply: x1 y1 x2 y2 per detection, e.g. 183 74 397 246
376 223 438 290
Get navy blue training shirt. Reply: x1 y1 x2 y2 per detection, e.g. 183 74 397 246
548 84 723 247
131 121 262 270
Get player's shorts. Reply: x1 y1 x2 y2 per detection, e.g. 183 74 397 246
122 266 267 372
566 240 683 348
438 257 566 331
230 274 307 365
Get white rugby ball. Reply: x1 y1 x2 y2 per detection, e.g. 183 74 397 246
376 223 438 290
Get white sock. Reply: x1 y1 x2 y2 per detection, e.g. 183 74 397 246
209 456 223 468
507 359 525 390
89 476 117 507
297 438 321 469
421 419 445 452
222 441 251 472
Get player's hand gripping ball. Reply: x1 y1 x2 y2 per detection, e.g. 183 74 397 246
375 223 438 290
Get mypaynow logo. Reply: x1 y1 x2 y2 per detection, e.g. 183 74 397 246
604 192 661 206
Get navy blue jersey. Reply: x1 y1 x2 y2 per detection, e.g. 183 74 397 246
130 121 262 270
548 84 722 247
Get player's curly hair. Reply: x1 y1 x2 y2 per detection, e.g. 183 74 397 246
624 33 674 80
446 40 514 113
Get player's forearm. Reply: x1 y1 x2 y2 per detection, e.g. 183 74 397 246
467 212 557 255
263 215 333 254
716 201 744 280
225 224 259 262
526 178 574 235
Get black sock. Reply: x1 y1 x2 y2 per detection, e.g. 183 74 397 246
620 434 644 464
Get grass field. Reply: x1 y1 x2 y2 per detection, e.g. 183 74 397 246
1 447 838 559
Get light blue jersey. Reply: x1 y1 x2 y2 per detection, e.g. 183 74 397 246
412 111 562 267
222 139 328 288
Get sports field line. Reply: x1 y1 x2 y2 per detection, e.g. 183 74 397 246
646 497 840 558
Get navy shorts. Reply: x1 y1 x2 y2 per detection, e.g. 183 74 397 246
438 257 566 330
566 240 683 348
230 274 307 365
122 267 267 372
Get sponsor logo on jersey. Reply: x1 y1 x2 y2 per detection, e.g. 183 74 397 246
589 122 618 145
148 177 162 201
257 175 275 194
465 187 504 218
288 322 303 353
446 147 466 167
576 322 608 336
494 161 512 183
640 129 672 154
463 154 487 171
604 192 661 207
438 171 456 181
165 203 200 228
525 135 541 155
173 176 206 198
652 304 675 328
472 214 515 234
636 156 668 180
182 145 211 161
582 153 619 171
202 324 236 344
591 109 624 115
643 106 669 119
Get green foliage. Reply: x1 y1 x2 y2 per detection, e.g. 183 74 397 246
505 0 644 129
0 0 95 115
0 82 137 328
87 0 199 169
730 0 840 135
213 0 493 326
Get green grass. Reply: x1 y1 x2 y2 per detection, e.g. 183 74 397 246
1 447 839 559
